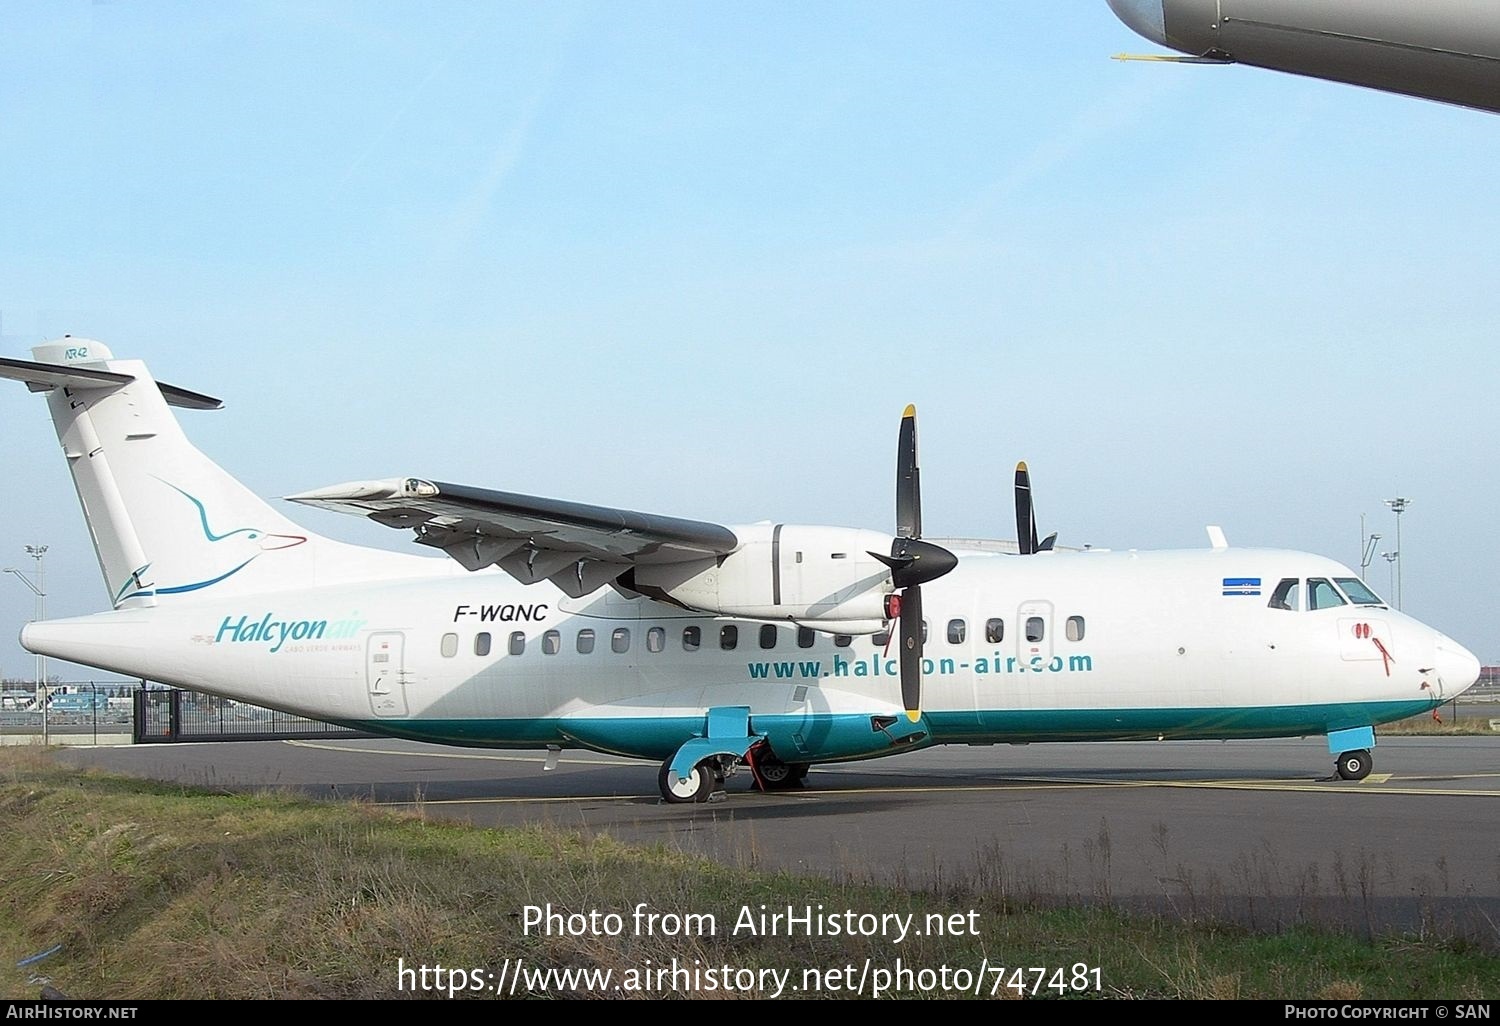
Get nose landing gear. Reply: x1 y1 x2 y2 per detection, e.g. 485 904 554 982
1334 748 1373 781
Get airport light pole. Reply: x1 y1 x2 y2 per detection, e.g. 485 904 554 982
1383 497 1411 609
1360 525 1382 584
1380 551 1398 605
4 544 49 745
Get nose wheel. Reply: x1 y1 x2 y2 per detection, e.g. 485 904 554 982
1334 749 1373 781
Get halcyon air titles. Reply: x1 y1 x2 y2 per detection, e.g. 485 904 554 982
214 613 366 652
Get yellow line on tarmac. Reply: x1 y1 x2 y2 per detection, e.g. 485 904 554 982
969 775 1500 799
369 773 1500 812
772 776 1500 801
375 794 655 807
282 739 628 768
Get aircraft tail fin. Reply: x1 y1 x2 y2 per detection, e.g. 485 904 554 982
7 338 422 608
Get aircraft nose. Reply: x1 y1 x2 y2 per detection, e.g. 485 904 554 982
1106 0 1169 48
1435 637 1482 696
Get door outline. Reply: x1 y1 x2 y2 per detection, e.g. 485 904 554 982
366 631 409 717
1017 599 1054 672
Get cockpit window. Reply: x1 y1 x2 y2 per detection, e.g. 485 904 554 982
1268 578 1300 611
1334 577 1384 606
1307 578 1347 610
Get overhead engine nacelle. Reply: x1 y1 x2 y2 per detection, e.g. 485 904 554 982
630 524 894 629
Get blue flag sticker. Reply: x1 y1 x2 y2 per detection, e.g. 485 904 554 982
1222 577 1262 597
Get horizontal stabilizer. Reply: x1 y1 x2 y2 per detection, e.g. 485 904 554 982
0 356 222 410
0 356 133 392
156 382 224 410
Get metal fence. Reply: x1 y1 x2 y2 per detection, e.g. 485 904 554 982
0 682 133 746
0 681 366 745
133 688 368 744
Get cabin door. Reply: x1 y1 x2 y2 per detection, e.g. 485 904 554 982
1016 600 1054 672
366 631 409 717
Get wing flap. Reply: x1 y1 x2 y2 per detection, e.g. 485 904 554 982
287 477 739 589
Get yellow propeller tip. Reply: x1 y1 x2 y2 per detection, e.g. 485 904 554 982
905 709 921 723
1017 460 1028 472
902 404 916 418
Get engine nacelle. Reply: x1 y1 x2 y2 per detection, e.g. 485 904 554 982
632 524 893 628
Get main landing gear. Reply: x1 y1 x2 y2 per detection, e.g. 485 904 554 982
658 758 725 804
752 755 810 791
1334 748 1373 781
655 749 811 802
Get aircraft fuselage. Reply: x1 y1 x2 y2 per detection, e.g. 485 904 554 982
24 545 1466 765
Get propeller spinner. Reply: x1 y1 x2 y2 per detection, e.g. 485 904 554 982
869 405 957 722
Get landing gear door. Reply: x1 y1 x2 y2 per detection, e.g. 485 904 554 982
1017 600 1054 672
366 631 409 717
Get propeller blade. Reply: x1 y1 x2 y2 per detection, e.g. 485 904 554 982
1014 461 1039 555
896 404 921 539
1038 531 1058 552
899 583 924 721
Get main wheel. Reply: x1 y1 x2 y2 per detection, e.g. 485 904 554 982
658 759 720 803
755 757 809 791
1335 749 1372 781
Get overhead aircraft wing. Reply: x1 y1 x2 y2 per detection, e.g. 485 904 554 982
286 477 739 597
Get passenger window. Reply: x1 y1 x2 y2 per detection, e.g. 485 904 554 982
759 624 778 650
1065 616 1085 642
873 629 891 647
683 626 701 651
720 625 739 650
474 632 492 657
508 631 525 656
947 619 966 644
1308 578 1347 610
797 626 815 649
647 626 665 653
985 618 1004 644
1025 617 1045 643
440 633 458 658
834 634 852 648
1268 579 1301 611
922 620 929 643
611 628 630 653
577 629 595 654
542 630 560 655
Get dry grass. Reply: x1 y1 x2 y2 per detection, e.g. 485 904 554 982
1 750 1496 1000
1378 710 1499 736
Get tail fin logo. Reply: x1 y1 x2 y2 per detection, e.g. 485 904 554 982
113 481 308 605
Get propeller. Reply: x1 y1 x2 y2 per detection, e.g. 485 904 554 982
1014 461 1056 555
869 405 957 722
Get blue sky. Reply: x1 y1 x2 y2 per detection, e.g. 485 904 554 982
3 1 1497 677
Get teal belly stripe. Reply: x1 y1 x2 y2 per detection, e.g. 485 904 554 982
348 699 1438 763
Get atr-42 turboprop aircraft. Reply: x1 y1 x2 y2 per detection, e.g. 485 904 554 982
2 340 1482 802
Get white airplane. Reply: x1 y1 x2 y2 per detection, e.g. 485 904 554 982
2 339 1482 802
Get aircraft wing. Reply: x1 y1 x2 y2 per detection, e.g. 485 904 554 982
287 477 738 597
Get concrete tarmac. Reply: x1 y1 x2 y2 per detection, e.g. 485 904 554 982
59 735 1500 940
